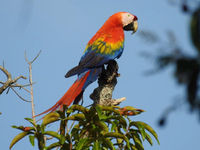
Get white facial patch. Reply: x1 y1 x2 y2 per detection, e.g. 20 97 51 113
121 12 134 27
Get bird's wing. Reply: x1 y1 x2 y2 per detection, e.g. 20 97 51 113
65 36 124 78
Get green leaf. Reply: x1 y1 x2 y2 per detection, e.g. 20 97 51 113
104 132 130 149
76 138 91 150
11 126 24 130
102 138 115 150
95 106 108 120
44 131 66 145
136 121 160 145
99 105 121 115
60 135 65 145
130 143 137 150
137 124 146 141
96 105 103 119
67 105 88 115
29 135 35 146
24 118 36 127
119 106 145 116
111 120 118 132
118 116 127 129
42 112 60 126
93 140 100 150
66 113 85 121
130 129 142 144
11 125 19 129
94 121 109 133
46 142 61 150
11 125 35 132
130 122 146 141
9 132 30 149
145 133 153 146
116 137 123 146
43 131 61 140
132 134 144 150
106 116 127 129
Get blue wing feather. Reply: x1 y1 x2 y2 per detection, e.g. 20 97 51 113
65 41 124 78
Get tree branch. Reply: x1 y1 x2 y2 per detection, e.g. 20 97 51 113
0 65 27 94
25 50 42 123
90 60 126 106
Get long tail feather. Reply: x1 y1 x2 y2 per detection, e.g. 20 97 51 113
34 71 90 118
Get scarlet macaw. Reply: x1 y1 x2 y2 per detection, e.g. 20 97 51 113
35 12 138 117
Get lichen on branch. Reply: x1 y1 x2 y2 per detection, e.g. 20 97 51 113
90 60 125 106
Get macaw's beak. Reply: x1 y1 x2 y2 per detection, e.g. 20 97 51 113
132 20 138 34
123 20 138 34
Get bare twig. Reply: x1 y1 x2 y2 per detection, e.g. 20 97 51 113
10 87 31 102
0 65 27 94
0 81 32 93
11 83 31 93
0 65 11 79
13 75 27 82
25 50 42 123
31 51 42 64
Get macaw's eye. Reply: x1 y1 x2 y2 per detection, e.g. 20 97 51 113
128 14 130 17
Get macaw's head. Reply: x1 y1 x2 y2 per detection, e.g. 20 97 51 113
121 12 138 34
103 12 138 34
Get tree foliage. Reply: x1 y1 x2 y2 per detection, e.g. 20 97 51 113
10 105 159 150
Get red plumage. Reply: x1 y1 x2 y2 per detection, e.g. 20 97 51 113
34 71 90 117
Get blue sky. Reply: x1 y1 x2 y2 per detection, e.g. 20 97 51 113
1 0 200 150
